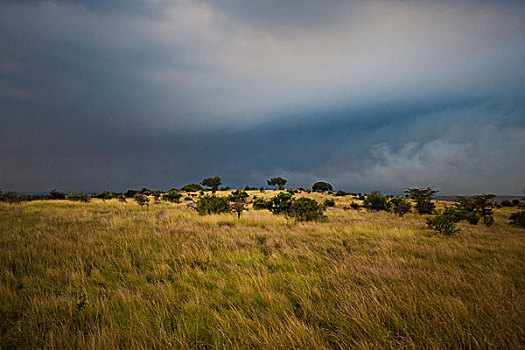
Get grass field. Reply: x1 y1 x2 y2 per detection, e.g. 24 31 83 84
1 191 524 349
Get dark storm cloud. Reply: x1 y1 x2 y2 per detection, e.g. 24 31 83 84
1 0 524 194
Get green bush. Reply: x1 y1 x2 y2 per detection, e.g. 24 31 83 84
134 194 150 207
228 190 249 202
509 211 525 228
426 207 462 235
391 197 412 216
181 183 203 192
335 190 348 196
363 191 391 212
501 200 512 207
253 198 272 210
268 192 294 215
350 202 360 210
66 192 91 202
162 190 182 203
323 199 335 207
288 197 326 222
195 195 231 215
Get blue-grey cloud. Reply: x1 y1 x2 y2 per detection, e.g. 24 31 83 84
1 0 524 194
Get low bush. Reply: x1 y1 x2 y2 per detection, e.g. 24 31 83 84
323 199 335 207
363 191 391 212
426 207 462 235
288 197 326 222
66 192 90 202
162 190 182 203
509 211 525 228
134 194 150 207
195 195 231 215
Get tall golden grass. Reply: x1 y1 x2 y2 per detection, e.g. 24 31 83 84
1 192 524 349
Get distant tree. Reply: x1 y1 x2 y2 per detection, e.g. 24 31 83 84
259 187 265 193
181 183 203 192
201 176 222 193
267 177 287 190
363 191 391 212
134 194 150 208
335 190 348 196
49 189 66 200
93 191 113 200
312 182 333 192
405 187 438 214
1 192 22 204
194 195 230 215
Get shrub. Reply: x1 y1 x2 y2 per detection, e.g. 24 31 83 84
426 207 462 235
66 192 91 202
134 194 150 207
93 191 114 200
512 199 521 207
288 197 326 222
195 195 230 215
253 198 272 210
312 182 333 192
1 192 22 204
350 202 360 210
124 189 138 198
363 191 391 212
391 197 412 216
49 189 66 200
162 190 182 203
228 190 249 202
324 199 335 207
335 190 348 196
184 196 192 201
509 211 525 228
268 192 294 215
405 187 437 215
501 200 512 207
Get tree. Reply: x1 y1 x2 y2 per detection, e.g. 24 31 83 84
201 176 222 193
231 199 247 219
66 192 90 202
253 198 272 210
267 177 287 190
181 183 203 192
455 194 495 226
312 182 333 192
405 187 438 214
363 191 391 212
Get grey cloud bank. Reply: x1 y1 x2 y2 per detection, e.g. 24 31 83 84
1 0 524 194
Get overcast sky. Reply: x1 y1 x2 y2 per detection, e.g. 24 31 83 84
1 0 524 194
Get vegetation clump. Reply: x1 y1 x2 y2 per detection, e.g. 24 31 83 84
267 177 287 190
509 211 525 228
455 194 495 226
312 181 333 192
181 183 203 192
390 197 412 216
363 191 391 212
134 194 150 207
201 176 222 193
66 192 90 202
426 207 462 235
195 195 230 215
162 190 182 203
288 197 326 222
323 198 335 207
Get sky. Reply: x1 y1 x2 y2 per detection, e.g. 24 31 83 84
1 0 524 195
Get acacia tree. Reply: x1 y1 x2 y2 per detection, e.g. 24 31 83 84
267 177 287 190
201 176 222 193
312 182 333 192
405 187 438 214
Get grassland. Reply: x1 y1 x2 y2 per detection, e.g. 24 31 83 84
1 191 524 349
